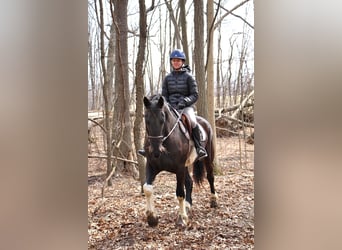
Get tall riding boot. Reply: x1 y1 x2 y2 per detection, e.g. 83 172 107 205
192 125 208 160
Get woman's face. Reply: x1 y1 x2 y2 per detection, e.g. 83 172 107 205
171 58 183 70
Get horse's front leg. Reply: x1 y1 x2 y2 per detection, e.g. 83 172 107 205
143 164 159 227
176 169 188 227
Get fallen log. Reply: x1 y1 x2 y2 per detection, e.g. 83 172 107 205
231 90 254 119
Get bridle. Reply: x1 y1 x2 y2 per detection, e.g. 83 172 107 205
146 107 182 143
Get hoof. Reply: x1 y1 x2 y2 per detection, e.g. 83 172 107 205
210 199 218 208
146 211 158 227
186 206 193 219
176 214 188 228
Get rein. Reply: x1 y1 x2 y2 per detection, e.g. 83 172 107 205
147 107 183 143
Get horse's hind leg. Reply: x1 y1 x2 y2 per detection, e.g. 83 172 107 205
205 159 218 208
176 170 188 226
185 168 193 216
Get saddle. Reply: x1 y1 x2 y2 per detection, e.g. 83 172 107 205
170 107 207 143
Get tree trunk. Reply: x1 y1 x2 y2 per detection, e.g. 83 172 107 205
206 0 219 173
88 30 96 110
193 0 207 118
216 21 221 108
134 0 153 193
157 5 166 94
112 0 133 175
179 0 189 63
228 35 235 107
165 0 182 49
97 0 115 186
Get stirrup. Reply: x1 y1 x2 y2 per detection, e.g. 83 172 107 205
138 149 146 157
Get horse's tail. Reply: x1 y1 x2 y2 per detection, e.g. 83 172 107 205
193 159 205 186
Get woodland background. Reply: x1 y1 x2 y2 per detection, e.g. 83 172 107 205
88 0 254 248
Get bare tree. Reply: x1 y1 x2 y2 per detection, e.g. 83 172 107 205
88 27 96 110
165 0 181 48
206 0 214 117
134 0 155 193
193 0 207 118
179 0 189 63
112 0 133 178
88 0 254 179
206 0 219 172
94 0 116 186
227 34 237 106
216 20 222 108
214 0 252 30
158 5 167 92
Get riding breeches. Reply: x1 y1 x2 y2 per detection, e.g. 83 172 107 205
182 107 197 128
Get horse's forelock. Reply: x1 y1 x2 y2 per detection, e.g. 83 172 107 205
148 95 168 111
149 94 161 102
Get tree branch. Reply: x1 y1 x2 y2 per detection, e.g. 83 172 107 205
229 11 254 30
88 154 138 165
88 118 106 133
213 0 253 30
146 0 155 13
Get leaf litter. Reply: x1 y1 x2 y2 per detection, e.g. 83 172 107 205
88 137 254 249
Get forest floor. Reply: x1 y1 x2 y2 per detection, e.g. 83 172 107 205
88 136 254 249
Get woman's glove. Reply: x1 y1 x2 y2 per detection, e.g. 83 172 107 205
177 101 186 109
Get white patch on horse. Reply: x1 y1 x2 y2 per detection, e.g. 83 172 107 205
185 141 197 167
143 184 155 213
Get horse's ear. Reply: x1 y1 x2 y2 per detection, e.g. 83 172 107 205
157 96 164 108
143 96 151 108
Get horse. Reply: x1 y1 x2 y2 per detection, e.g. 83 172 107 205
142 94 218 227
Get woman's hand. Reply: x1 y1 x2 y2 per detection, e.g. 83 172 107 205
177 101 186 109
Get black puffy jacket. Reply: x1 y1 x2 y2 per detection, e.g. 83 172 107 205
161 67 199 109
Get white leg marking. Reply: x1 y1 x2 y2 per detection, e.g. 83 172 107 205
185 145 197 167
143 184 154 213
177 196 188 221
212 192 218 199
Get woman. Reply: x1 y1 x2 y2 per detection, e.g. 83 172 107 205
139 49 207 160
